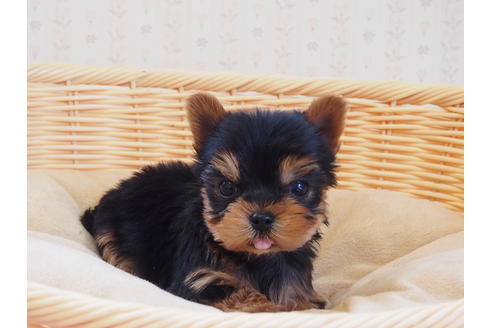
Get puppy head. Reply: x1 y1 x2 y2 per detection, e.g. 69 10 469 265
186 93 346 255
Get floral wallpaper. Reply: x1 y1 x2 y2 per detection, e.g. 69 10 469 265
28 0 463 85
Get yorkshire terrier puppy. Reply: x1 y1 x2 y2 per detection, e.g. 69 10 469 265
81 93 346 312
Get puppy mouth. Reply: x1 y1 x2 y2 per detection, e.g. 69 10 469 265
252 237 273 250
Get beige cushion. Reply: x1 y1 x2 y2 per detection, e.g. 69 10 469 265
27 170 463 313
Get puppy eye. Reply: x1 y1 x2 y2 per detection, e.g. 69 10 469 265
219 180 237 197
291 181 308 196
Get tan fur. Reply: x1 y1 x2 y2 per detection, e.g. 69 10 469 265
304 94 347 154
279 155 320 185
202 188 253 253
184 268 282 312
186 93 227 151
213 286 281 312
187 269 324 312
203 193 256 253
184 269 239 293
268 197 323 251
202 191 323 254
210 152 240 183
199 191 328 311
95 231 134 274
185 266 324 312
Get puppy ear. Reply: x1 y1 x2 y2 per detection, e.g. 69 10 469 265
304 95 347 154
186 93 227 152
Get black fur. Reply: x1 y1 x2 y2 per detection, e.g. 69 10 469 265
82 108 338 309
80 208 96 235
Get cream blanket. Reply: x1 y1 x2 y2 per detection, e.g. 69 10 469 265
27 170 463 316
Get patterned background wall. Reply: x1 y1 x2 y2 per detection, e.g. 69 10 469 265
28 0 463 85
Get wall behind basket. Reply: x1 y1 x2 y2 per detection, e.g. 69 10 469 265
27 0 463 85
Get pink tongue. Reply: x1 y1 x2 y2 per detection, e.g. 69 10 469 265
253 238 272 250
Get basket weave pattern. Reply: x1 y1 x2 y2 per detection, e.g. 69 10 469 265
28 63 464 212
27 63 464 327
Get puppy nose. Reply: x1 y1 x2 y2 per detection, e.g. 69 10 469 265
249 212 274 232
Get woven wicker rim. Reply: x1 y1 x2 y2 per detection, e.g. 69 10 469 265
28 63 463 107
27 63 464 327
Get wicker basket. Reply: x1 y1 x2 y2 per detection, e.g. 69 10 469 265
27 63 464 328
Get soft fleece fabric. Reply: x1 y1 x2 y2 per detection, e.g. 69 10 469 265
27 170 463 313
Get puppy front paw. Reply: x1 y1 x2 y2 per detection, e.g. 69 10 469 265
185 269 281 312
185 269 239 304
213 286 282 313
